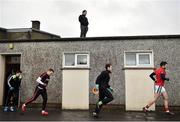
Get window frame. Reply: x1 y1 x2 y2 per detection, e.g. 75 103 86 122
124 51 154 68
63 53 90 68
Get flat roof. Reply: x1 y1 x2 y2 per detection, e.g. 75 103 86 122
0 34 180 43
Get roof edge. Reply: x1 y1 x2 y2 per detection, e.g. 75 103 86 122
0 34 180 43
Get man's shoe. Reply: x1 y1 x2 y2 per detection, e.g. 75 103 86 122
21 104 26 112
10 106 15 112
42 111 48 116
3 106 9 112
92 112 98 118
165 111 175 115
143 107 149 113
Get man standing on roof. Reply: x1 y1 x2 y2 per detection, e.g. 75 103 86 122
79 10 89 38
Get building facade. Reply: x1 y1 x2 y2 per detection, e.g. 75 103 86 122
0 35 180 110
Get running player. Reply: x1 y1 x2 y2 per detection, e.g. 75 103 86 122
93 64 114 118
21 68 54 116
143 61 174 115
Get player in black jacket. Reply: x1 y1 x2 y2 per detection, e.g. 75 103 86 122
3 70 22 112
79 10 89 37
21 68 54 116
93 64 114 117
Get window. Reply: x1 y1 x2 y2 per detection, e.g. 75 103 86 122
77 55 88 65
139 54 150 65
125 53 136 66
124 51 153 67
65 54 75 66
63 53 89 68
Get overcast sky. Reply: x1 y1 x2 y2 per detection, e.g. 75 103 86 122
0 0 180 37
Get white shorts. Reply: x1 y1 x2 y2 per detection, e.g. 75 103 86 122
155 85 166 94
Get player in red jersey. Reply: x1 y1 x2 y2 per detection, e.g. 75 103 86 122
143 61 174 115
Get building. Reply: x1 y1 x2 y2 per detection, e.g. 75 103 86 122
0 21 60 40
0 35 180 110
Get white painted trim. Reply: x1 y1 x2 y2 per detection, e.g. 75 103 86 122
124 50 154 68
124 50 153 53
0 55 5 105
63 52 90 68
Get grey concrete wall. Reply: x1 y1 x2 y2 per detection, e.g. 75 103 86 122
0 37 180 106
